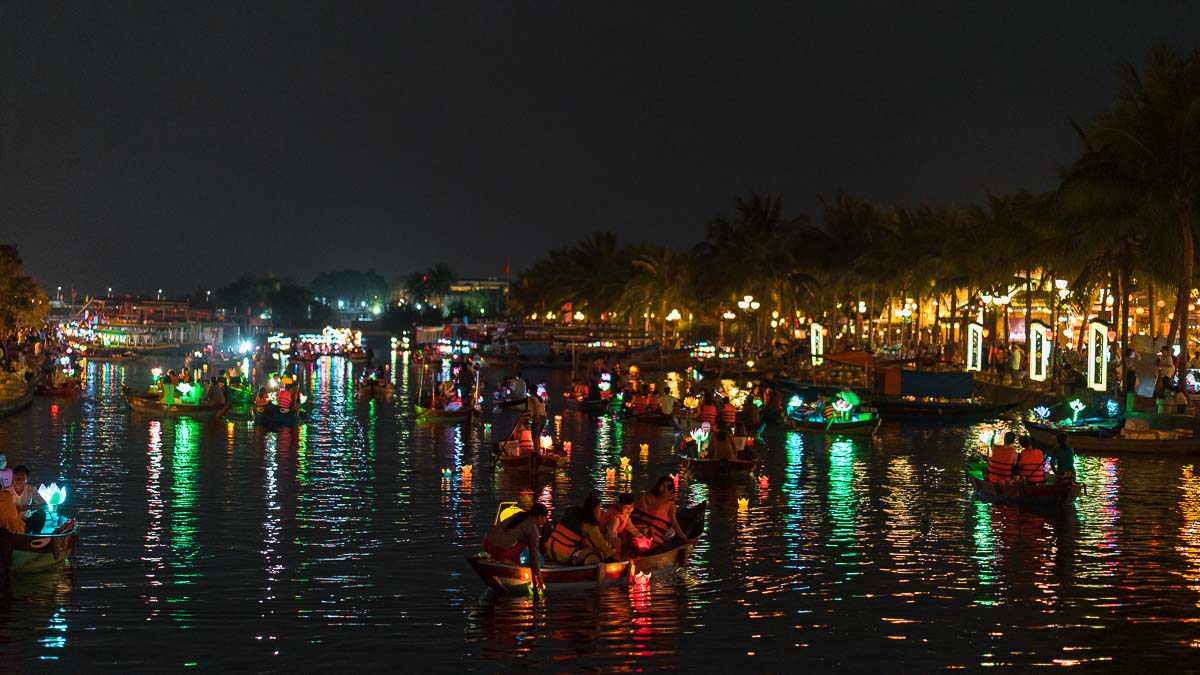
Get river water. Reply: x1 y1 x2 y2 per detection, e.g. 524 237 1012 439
2 354 1199 671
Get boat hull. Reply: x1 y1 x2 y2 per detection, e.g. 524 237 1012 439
414 404 474 424
0 381 36 417
688 457 759 483
1025 420 1200 455
1 524 79 574
968 474 1082 509
788 414 881 436
870 397 1014 421
122 386 228 419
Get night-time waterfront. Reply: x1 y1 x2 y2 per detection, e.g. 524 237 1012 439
2 356 1200 671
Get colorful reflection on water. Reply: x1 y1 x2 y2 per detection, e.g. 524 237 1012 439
5 361 1200 669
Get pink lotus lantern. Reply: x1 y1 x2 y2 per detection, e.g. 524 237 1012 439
634 571 651 586
758 475 769 489
563 441 572 452
634 536 652 552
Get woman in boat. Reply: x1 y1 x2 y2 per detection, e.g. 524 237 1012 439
705 422 738 461
986 431 1019 484
1016 435 1046 485
483 503 549 586
632 475 694 548
698 390 717 428
600 492 647 556
546 494 622 565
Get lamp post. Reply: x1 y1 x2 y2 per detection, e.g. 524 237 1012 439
737 295 760 354
720 310 735 347
1053 279 1069 385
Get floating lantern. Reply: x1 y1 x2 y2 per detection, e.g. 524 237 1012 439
539 435 554 450
634 536 652 553
639 443 649 453
461 465 473 477
483 423 492 432
737 497 749 512
36 483 67 514
605 467 617 480
758 475 769 489
620 456 631 469
441 468 452 479
563 441 572 452
634 571 651 586
554 414 563 423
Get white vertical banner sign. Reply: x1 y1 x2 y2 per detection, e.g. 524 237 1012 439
810 323 825 366
1087 319 1110 392
966 322 984 372
1029 320 1050 382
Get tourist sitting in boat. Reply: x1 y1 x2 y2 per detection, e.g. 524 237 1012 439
986 432 1020 484
4 465 47 535
1048 432 1076 481
568 378 588 401
703 423 738 461
719 394 738 430
201 377 226 407
600 493 647 556
0 451 11 489
632 475 695 547
483 503 549 586
1016 435 1046 484
546 494 623 565
162 370 178 404
656 387 676 416
276 383 296 415
629 386 651 415
254 387 272 414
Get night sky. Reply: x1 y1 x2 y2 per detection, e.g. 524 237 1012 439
2 2 1198 296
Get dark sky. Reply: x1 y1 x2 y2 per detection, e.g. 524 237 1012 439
2 2 1198 296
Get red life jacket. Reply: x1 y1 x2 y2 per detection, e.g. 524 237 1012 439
275 389 294 412
630 394 649 415
699 404 717 425
987 445 1018 484
631 497 672 545
720 402 737 425
1017 449 1046 483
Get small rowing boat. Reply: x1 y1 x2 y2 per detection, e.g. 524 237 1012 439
122 386 228 419
1025 419 1200 455
1 516 80 574
467 502 706 594
787 412 881 436
687 456 759 483
965 458 1082 510
414 404 475 424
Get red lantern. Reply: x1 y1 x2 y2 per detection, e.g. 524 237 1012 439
1107 330 1117 341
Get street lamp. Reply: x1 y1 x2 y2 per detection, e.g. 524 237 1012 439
158 288 163 301
107 287 112 298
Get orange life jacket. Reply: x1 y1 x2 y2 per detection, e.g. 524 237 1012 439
630 394 649 415
631 497 672 545
699 404 717 425
546 508 585 563
518 428 534 452
276 388 294 412
987 445 1018 483
1017 449 1046 483
720 402 737 425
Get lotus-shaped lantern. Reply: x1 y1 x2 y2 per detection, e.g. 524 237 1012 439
605 467 617 480
441 468 452 479
634 571 651 586
37 483 67 513
483 423 492 431
563 441 572 452
639 443 649 453
737 497 749 511
554 414 563 423
461 465 473 477
758 475 769 489
620 456 631 469
539 434 554 450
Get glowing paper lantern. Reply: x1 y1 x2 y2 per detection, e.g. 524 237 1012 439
605 467 616 480
966 322 984 372
1029 320 1050 382
554 415 563 423
634 571 651 585
539 435 553 450
737 497 749 512
810 322 825 366
563 441 572 452
1032 406 1051 420
1087 319 1111 392
36 483 67 514
620 457 631 469
461 465 473 477
441 468 452 479
634 536 652 553
758 475 769 489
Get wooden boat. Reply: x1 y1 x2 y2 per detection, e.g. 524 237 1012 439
494 449 566 473
256 408 303 429
414 404 475 424
965 459 1082 509
36 381 81 397
0 517 80 574
787 413 881 436
356 380 394 402
122 385 229 419
561 396 612 414
225 385 255 414
623 411 677 426
1025 420 1200 455
110 351 140 362
0 380 36 417
687 456 759 483
467 502 707 594
868 396 1014 421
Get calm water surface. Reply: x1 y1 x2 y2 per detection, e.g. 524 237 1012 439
2 354 1200 671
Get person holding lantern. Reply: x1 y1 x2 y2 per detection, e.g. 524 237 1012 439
632 475 695 548
600 492 648 556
